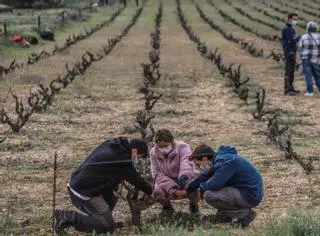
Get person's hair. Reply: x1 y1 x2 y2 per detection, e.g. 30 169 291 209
288 13 298 21
154 129 174 143
191 144 215 161
307 21 318 33
130 138 148 158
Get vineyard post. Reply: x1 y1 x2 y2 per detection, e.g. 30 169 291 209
38 16 41 30
52 152 58 236
61 12 65 26
3 22 7 38
78 9 82 20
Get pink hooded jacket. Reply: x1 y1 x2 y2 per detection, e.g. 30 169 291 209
150 140 197 193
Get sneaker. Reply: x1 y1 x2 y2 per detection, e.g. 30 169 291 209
305 92 314 97
213 210 232 224
200 214 216 223
231 209 257 228
293 89 300 94
285 91 298 96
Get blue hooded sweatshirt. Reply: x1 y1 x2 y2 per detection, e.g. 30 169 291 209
187 145 263 206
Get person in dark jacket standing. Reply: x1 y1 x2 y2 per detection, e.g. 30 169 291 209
185 144 263 228
54 137 153 235
282 13 300 96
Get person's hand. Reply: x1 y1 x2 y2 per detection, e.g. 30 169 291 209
174 190 187 199
169 188 177 198
177 175 188 188
128 194 155 211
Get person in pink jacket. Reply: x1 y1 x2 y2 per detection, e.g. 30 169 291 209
150 129 199 215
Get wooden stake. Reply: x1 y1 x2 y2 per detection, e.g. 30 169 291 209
78 9 82 19
61 12 65 26
38 16 41 30
4 22 7 38
52 152 58 236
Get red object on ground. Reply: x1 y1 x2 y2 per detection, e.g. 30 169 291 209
12 35 23 42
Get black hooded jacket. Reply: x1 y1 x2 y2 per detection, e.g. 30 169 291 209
69 137 153 199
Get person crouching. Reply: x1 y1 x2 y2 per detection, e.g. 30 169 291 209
150 129 199 216
54 137 153 235
187 144 264 227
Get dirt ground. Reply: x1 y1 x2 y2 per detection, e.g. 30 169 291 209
0 0 319 235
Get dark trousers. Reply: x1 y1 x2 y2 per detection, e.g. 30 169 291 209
65 187 118 233
284 53 296 93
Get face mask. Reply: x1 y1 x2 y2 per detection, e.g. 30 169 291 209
133 159 140 169
159 145 172 155
199 164 210 174
292 20 298 26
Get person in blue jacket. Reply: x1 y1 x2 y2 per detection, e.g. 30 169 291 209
186 144 263 227
282 13 300 96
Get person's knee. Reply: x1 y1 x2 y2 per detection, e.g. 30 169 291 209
203 191 220 206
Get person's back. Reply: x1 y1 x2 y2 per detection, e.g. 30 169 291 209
213 146 263 206
298 21 320 96
69 137 133 198
299 33 320 64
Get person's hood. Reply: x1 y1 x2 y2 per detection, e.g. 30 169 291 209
214 145 237 157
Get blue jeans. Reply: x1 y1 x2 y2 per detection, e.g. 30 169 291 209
302 59 320 93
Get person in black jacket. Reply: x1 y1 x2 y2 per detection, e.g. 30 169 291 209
54 137 153 235
282 13 300 96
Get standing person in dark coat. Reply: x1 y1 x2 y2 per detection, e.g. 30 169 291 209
54 137 153 235
282 13 300 96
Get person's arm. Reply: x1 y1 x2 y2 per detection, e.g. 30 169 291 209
124 166 153 195
281 28 287 44
186 167 214 193
150 149 161 180
199 160 236 193
294 29 300 43
178 144 195 181
298 36 303 58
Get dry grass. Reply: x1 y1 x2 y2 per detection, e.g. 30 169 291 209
1 0 320 235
